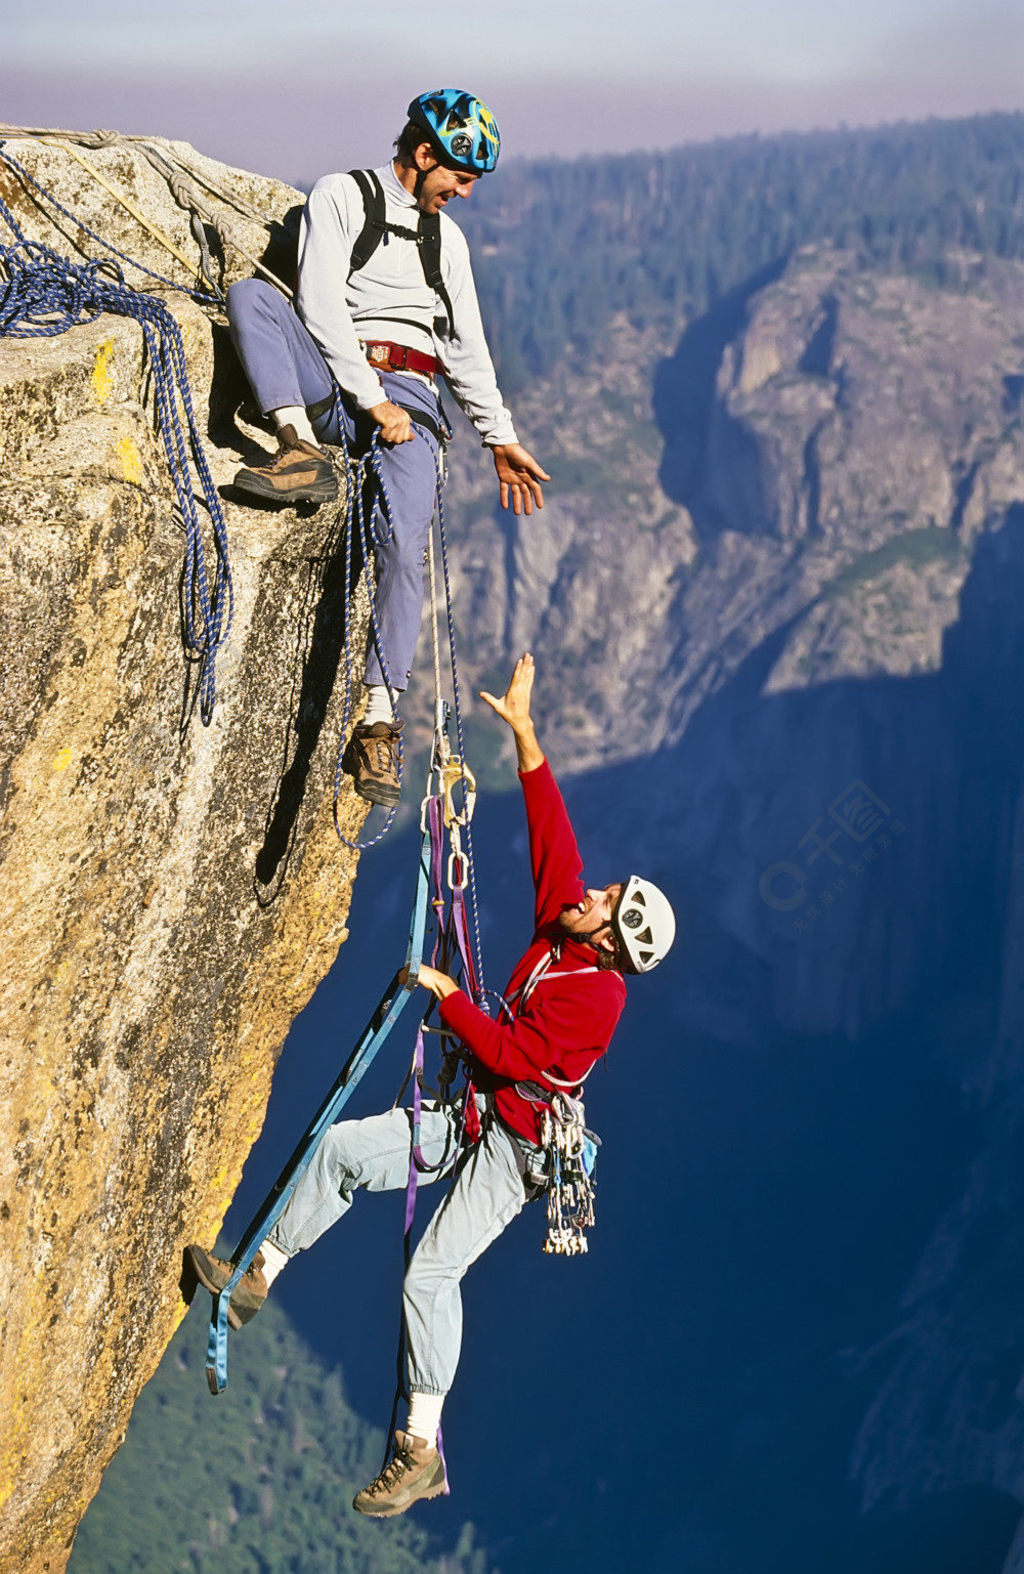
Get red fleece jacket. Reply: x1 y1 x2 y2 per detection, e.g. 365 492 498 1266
438 759 626 1144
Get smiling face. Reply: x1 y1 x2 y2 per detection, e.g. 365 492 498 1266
416 159 479 214
401 141 480 214
558 883 624 953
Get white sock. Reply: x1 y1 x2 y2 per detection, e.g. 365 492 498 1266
362 684 396 728
259 1238 290 1286
405 1391 444 1447
271 405 318 445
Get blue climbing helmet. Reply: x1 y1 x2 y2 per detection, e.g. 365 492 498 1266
407 90 501 175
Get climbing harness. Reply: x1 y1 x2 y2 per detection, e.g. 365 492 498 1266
0 139 233 726
510 952 603 1255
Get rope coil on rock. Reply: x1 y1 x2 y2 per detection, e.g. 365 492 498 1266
0 142 233 725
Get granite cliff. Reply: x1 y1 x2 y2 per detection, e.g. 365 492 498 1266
6 117 1024 1574
0 135 372 1573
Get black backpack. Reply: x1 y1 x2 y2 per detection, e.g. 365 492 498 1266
347 169 456 340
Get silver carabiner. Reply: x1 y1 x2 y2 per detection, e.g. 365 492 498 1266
447 824 468 890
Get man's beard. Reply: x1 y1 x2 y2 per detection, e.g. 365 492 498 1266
557 904 604 944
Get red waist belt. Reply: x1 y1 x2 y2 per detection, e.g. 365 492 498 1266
363 340 438 376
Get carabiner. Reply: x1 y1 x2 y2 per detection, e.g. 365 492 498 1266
447 848 468 891
441 756 476 829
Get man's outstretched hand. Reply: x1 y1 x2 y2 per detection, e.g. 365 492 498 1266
491 444 550 515
480 653 544 773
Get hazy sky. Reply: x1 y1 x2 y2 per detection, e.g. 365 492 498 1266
5 0 1024 185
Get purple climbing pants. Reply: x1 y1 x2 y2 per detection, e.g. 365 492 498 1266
226 278 442 691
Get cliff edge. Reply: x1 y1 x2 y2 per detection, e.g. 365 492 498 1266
0 134 370 1573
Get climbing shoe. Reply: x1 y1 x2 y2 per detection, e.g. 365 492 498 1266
184 1244 267 1330
342 720 403 807
233 425 338 506
352 1431 447 1518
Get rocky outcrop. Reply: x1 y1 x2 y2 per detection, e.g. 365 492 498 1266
439 248 1024 780
0 137 371 1572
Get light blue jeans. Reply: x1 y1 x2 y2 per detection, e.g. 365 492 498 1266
268 1102 529 1396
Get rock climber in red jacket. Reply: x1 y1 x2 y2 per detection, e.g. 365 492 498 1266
187 653 675 1517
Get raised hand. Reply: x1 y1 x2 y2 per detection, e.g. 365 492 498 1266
480 654 543 772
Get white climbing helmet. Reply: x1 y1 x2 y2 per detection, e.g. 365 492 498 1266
613 876 676 973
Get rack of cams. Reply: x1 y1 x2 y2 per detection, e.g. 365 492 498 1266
541 1094 597 1256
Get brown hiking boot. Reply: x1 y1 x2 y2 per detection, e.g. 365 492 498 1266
342 720 403 806
233 424 338 506
352 1431 447 1518
184 1244 268 1330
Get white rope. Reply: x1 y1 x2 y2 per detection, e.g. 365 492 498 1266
427 519 446 757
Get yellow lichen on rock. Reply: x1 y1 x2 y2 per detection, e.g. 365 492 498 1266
91 337 115 406
115 435 144 487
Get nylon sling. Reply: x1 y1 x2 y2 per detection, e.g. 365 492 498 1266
204 809 435 1394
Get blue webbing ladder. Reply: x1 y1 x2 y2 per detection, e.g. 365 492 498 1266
204 811 434 1394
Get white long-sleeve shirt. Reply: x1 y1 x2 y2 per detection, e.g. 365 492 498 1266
296 160 518 447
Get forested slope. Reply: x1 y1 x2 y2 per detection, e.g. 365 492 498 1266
461 113 1024 389
69 1298 492 1574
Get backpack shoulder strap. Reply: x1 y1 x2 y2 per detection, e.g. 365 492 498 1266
416 210 443 294
347 169 458 340
418 209 457 340
347 168 386 276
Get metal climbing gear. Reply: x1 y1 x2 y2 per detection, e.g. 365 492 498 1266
440 755 476 830
515 1068 602 1256
540 1091 599 1256
0 139 233 727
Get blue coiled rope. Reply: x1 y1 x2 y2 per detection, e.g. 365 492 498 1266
0 144 232 726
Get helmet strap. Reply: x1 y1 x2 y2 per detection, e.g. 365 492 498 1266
582 921 616 954
413 151 440 203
